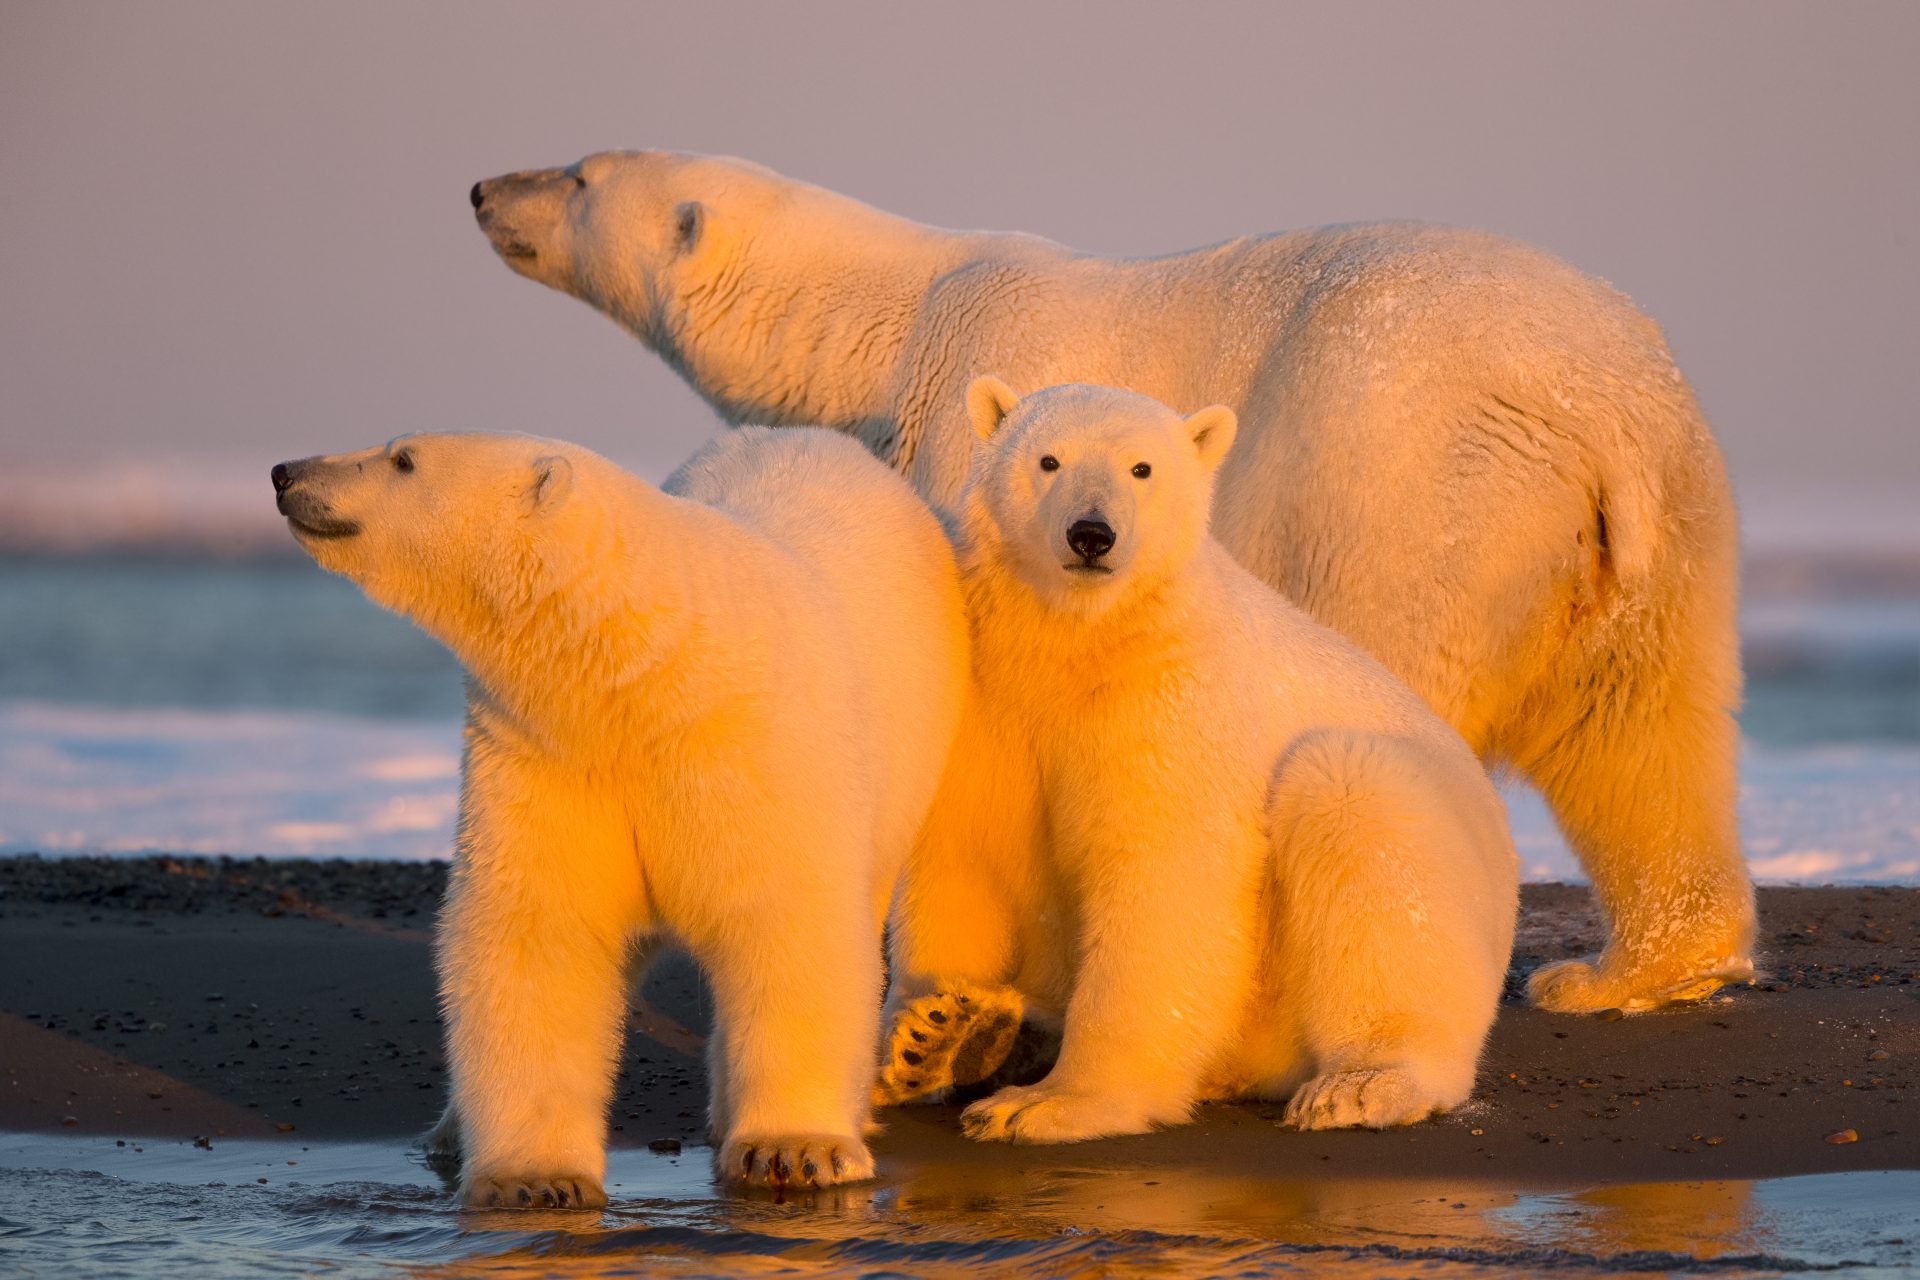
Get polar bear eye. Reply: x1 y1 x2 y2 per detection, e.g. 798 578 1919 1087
392 448 415 474
1039 455 1060 472
1132 462 1152 479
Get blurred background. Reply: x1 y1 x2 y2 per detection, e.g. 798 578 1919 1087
1 1 1914 877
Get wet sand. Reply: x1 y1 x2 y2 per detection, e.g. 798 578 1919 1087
1 856 1914 1186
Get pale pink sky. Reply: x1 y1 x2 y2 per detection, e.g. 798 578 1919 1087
2 1 1915 549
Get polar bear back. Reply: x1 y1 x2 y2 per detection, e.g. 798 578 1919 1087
666 427 968 880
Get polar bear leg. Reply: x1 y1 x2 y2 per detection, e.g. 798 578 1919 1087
677 831 882 1188
959 795 1254 1144
427 932 662 1169
1521 674 1755 1013
879 705 1040 1106
438 769 642 1209
1265 730 1507 1130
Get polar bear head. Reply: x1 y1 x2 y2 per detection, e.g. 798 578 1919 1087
470 151 803 345
271 432 588 644
964 379 1237 616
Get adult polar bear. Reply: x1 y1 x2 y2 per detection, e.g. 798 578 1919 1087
470 150 1752 1014
275 428 966 1200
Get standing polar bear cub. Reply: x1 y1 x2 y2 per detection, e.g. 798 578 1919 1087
878 381 1518 1141
274 428 966 1202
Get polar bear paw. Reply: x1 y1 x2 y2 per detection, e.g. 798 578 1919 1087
1283 1067 1445 1130
960 1082 1163 1144
1527 954 1753 1014
460 1172 607 1210
717 1133 875 1188
871 988 1023 1107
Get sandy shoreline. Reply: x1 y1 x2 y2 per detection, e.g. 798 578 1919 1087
1 855 1913 1187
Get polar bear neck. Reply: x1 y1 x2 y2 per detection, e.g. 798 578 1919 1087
652 200 1006 458
958 526 1214 703
432 491 709 751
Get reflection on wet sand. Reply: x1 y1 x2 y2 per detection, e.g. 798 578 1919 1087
430 1158 1802 1278
6 1132 1910 1279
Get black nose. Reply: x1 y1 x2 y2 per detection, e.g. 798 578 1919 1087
469 181 485 210
271 462 296 493
1067 519 1115 560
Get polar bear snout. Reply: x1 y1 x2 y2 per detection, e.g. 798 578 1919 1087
1065 517 1116 567
271 457 361 539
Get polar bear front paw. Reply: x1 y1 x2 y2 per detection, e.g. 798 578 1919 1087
1283 1067 1443 1130
959 1083 1160 1144
871 988 1023 1107
717 1133 875 1188
460 1172 607 1209
1527 954 1753 1014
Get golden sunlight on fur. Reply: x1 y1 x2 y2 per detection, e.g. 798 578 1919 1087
879 381 1518 1143
276 427 966 1201
473 152 1753 1012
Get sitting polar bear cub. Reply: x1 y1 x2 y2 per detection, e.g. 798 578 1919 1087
274 428 966 1202
877 380 1519 1141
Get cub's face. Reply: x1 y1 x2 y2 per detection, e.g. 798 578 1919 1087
470 150 784 348
966 381 1237 616
271 432 575 628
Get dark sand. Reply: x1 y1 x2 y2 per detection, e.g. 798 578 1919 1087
1 856 1914 1186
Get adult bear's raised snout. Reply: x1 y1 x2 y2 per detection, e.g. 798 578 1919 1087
271 460 301 494
1066 518 1116 562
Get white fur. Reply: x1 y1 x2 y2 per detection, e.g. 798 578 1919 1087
276 428 966 1200
887 382 1517 1143
474 152 1753 1010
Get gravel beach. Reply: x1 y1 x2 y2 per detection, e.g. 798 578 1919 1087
2 856 1914 1186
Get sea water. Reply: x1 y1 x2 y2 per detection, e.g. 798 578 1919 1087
1 1133 1915 1279
1 555 1912 879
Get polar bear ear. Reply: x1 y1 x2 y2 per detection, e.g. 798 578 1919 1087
672 201 704 255
526 455 573 514
967 376 1021 441
1185 405 1238 471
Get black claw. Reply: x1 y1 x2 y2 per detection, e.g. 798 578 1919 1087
902 1050 924 1066
909 1029 927 1042
516 1186 531 1205
802 1159 818 1182
928 1010 948 1024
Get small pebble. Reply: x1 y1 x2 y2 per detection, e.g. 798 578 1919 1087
60 1116 77 1127
648 1138 682 1155
1597 1008 1625 1022
275 1123 295 1133
1826 1129 1858 1145
1868 1049 1889 1062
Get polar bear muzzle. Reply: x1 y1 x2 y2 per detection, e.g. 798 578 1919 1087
271 458 361 540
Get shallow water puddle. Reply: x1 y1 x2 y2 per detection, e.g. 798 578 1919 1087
1 1132 1915 1277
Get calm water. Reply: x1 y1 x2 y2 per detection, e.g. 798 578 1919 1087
0 556 1913 877
2 557 1916 744
2 1134 1916 1279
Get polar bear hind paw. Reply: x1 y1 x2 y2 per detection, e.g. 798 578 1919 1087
1527 954 1755 1015
960 1082 1166 1144
1284 1068 1445 1131
460 1173 607 1210
871 988 1022 1107
718 1133 875 1188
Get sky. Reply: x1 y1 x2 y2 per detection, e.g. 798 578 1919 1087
1 0 1915 551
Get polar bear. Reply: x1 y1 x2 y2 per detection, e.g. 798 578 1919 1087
872 379 1518 1142
470 151 1752 1014
272 427 967 1202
